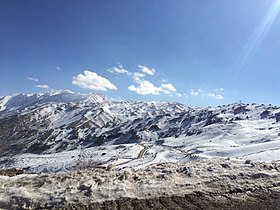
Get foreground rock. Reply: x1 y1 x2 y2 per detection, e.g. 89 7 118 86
0 159 279 209
61 190 280 210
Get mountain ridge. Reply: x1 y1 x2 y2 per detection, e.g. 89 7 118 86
0 90 280 172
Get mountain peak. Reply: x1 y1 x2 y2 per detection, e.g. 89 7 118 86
45 89 75 96
0 90 107 113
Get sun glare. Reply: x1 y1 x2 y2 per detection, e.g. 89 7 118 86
236 0 280 73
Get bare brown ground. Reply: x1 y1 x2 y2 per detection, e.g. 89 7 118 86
57 190 280 210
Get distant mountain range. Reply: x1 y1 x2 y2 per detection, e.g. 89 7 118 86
0 90 280 172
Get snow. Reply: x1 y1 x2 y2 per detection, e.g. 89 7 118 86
39 106 54 116
1 95 280 172
0 96 12 111
1 91 280 175
1 92 280 207
5 125 279 172
47 89 75 96
201 139 280 159
243 149 280 162
0 144 144 173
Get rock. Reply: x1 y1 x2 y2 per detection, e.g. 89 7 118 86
275 112 280 123
245 160 251 164
251 173 269 179
260 110 270 119
220 163 231 169
78 183 92 191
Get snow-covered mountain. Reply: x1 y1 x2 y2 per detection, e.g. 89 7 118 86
0 90 104 113
0 90 280 172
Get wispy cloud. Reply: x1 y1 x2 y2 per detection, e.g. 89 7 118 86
72 70 117 91
160 83 176 94
35 84 49 89
27 77 39 82
190 89 199 96
107 64 131 75
138 65 155 75
132 72 145 82
107 64 155 80
56 66 61 70
190 88 224 100
207 93 223 100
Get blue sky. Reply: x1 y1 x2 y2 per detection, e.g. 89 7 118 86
1 0 280 106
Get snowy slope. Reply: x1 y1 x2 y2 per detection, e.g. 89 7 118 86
0 91 280 172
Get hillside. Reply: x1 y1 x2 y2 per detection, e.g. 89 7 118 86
0 91 280 209
0 90 279 172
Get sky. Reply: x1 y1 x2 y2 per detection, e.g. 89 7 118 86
1 0 280 106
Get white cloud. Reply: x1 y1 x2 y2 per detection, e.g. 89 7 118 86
128 80 161 95
138 65 155 75
191 89 199 96
106 63 159 84
107 64 131 75
216 94 223 99
207 93 224 100
191 88 223 100
129 78 177 96
72 70 117 91
106 63 177 96
214 87 224 91
160 83 176 94
27 77 39 82
35 84 49 89
128 64 176 96
132 72 146 82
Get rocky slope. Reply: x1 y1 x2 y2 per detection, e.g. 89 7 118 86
0 159 280 209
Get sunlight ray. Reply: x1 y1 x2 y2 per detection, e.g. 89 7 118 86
237 0 280 72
